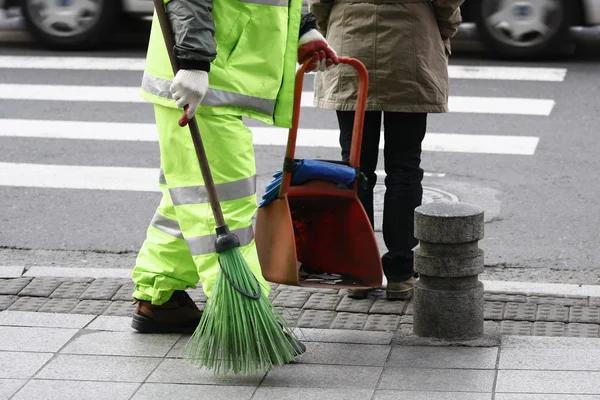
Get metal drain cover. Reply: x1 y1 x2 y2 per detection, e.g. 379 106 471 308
373 185 458 231
422 186 459 204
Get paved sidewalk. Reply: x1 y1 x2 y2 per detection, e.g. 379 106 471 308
2 310 600 400
2 266 600 338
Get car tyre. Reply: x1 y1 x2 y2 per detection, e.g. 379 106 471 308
21 0 122 50
474 0 574 59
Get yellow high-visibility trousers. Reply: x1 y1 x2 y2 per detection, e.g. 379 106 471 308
132 105 270 305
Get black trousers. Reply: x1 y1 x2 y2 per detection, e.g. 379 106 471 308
337 111 427 282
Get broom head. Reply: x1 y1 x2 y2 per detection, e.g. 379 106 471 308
185 227 303 375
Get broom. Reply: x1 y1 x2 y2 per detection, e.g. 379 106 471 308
152 0 302 375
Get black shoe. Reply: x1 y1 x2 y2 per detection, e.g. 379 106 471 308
131 291 202 333
347 288 376 299
285 331 306 356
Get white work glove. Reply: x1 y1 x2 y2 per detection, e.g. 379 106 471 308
170 69 209 120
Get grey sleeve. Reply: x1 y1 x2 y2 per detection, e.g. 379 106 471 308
166 0 217 72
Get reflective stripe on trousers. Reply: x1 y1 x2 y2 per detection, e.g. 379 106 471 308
150 211 255 255
132 105 269 304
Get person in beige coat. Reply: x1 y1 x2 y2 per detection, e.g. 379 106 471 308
309 0 464 300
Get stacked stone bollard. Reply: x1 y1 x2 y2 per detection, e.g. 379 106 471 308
412 202 485 340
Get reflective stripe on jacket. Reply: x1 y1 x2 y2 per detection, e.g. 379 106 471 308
141 0 304 128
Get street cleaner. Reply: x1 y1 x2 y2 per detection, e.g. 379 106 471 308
130 0 339 338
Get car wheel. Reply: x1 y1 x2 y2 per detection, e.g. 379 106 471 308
21 0 122 50
474 0 573 59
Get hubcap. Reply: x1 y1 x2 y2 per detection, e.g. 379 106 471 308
482 0 563 47
26 0 101 38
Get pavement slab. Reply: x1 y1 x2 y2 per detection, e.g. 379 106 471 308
7 296 48 312
0 310 94 329
50 281 90 299
0 379 27 400
262 364 383 389
0 278 31 295
0 266 25 278
0 295 16 311
59 330 180 357
0 352 53 379
364 314 401 331
373 391 492 400
132 383 255 400
495 395 600 400
1 276 600 338
378 368 496 392
496 370 600 395
0 326 78 352
330 312 367 330
147 359 265 386
86 315 135 332
36 354 161 382
295 342 390 366
11 380 140 400
2 310 600 398
19 277 63 297
252 387 374 400
387 346 498 369
38 298 80 313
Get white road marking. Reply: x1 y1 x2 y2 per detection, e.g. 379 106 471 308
0 55 146 71
0 55 567 82
301 92 555 116
376 170 446 178
0 84 143 103
0 84 555 116
0 119 157 141
0 162 159 192
0 119 540 155
447 65 567 81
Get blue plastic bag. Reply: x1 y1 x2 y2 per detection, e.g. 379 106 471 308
259 159 356 208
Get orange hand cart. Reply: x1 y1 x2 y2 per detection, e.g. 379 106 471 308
255 57 383 290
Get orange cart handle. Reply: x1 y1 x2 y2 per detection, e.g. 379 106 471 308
278 56 369 199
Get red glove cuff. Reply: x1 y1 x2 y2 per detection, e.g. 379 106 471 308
298 29 339 71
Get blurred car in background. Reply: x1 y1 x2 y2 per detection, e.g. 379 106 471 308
10 0 600 58
461 0 600 58
18 0 154 49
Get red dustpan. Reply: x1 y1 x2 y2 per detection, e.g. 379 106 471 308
255 57 383 290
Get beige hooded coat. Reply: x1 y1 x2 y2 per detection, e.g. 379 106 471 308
310 0 464 113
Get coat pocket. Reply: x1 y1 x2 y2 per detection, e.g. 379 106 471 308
213 11 251 69
443 37 451 56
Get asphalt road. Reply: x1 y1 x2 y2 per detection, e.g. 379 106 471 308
1 24 600 284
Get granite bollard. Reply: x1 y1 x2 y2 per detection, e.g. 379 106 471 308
412 202 485 340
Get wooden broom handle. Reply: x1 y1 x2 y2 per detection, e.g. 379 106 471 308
152 0 226 227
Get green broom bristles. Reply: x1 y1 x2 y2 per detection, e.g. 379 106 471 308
184 246 300 375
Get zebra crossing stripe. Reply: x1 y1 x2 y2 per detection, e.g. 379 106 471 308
447 65 567 81
0 55 146 71
0 84 555 116
300 92 555 116
0 55 568 81
0 160 447 191
0 162 159 191
0 119 156 141
0 84 142 103
0 119 539 155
